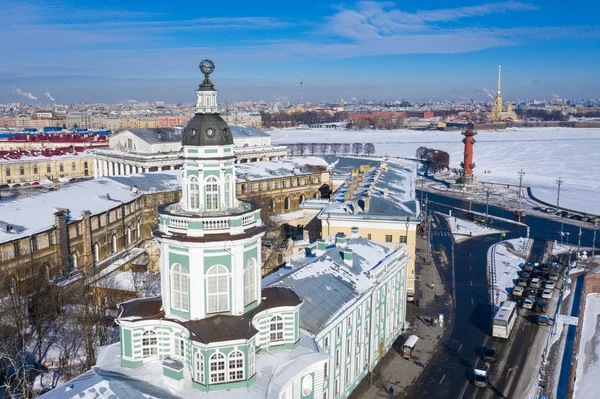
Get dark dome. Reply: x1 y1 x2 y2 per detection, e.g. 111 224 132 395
182 113 233 147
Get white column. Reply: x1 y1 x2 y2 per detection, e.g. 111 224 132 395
93 159 99 178
103 160 108 177
126 164 131 175
144 167 149 173
108 161 114 176
158 166 163 171
118 163 123 175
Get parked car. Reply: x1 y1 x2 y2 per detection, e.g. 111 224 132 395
523 298 534 309
545 280 556 290
541 289 553 299
483 347 497 363
520 270 531 279
549 272 559 281
534 301 548 313
533 271 546 279
512 286 524 297
523 262 534 272
0 184 9 189
538 315 552 325
525 289 537 299
517 278 528 287
539 263 550 272
530 278 542 289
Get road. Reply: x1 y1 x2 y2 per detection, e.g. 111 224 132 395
406 190 588 399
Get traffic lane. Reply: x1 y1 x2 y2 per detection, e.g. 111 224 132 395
420 191 596 246
408 237 492 398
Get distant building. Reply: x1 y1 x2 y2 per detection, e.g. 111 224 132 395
156 115 190 128
67 112 93 129
222 111 262 129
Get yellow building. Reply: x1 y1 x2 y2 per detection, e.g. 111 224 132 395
315 160 419 296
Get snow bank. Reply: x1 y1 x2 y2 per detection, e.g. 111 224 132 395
489 238 532 307
443 214 500 243
573 293 600 399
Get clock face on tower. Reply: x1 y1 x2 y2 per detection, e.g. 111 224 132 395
206 128 215 138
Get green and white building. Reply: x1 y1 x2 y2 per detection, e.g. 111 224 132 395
40 62 410 399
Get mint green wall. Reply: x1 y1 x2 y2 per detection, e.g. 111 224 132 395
301 373 315 399
123 329 132 357
243 247 258 265
163 365 184 381
203 169 220 177
203 254 232 271
204 149 218 154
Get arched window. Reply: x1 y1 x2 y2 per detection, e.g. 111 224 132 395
19 166 25 175
59 163 64 172
205 177 219 211
248 345 255 377
136 221 141 240
92 243 100 263
302 374 313 396
244 258 257 306
126 228 132 246
313 192 319 199
269 315 284 342
228 350 244 381
299 194 305 204
195 352 205 384
224 175 232 208
189 176 199 210
111 234 117 253
126 138 133 149
284 197 290 211
70 253 77 270
269 199 275 211
142 330 158 358
171 264 189 312
206 265 228 313
209 353 226 383
173 332 185 358
84 162 88 169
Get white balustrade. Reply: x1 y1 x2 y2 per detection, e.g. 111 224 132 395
204 218 230 230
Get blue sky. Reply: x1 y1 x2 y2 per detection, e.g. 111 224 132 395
2 0 599 104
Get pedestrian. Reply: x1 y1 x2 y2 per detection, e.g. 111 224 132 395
389 385 395 398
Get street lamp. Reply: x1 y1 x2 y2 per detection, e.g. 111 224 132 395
593 222 598 257
565 232 570 249
578 227 582 254
483 188 492 224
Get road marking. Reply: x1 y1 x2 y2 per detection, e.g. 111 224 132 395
458 344 463 352
439 375 446 384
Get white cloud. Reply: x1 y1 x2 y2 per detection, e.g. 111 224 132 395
45 91 56 101
15 88 37 100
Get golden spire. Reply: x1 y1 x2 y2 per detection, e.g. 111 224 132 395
497 65 501 95
490 65 504 121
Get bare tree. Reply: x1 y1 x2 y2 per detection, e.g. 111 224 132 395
341 143 351 155
363 143 375 156
354 119 369 129
318 143 329 155
415 146 428 161
330 143 342 155
352 143 363 155
296 143 307 156
287 143 296 156
307 143 318 156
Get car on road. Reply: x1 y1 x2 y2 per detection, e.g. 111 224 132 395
541 289 553 299
512 286 524 297
525 289 537 299
549 271 559 281
545 280 556 290
483 347 497 363
530 278 542 289
538 315 552 325
517 278 528 287
523 298 534 309
473 364 489 388
534 301 548 313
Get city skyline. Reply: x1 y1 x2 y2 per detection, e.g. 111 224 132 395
2 0 599 103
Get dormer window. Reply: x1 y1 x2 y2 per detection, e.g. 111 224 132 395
206 128 215 138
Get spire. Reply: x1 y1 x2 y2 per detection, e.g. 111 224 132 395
195 59 219 114
497 65 502 95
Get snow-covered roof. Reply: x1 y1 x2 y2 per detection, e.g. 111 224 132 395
320 159 420 221
41 331 327 399
264 236 407 334
229 125 270 138
112 128 183 143
235 157 328 182
0 171 180 244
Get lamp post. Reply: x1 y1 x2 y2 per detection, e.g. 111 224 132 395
483 188 492 224
578 227 582 254
517 169 525 222
593 222 598 257
565 232 570 250
556 177 563 212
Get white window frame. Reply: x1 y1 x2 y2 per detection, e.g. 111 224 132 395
206 265 229 313
171 263 189 312
205 176 219 211
209 352 226 383
228 350 244 381
248 345 256 377
173 332 185 359
224 174 232 208
302 374 313 396
269 315 284 343
195 351 205 384
244 258 257 306
189 176 200 210
142 330 158 358
335 348 340 368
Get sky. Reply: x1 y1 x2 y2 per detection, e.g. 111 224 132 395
1 0 599 104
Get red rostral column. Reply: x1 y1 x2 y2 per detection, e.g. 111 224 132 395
461 122 477 185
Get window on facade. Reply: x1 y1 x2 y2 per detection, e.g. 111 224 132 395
302 375 313 396
355 355 360 375
335 348 340 367
93 243 100 263
71 162 76 171
5 168 10 177
258 182 263 191
205 176 219 210
127 228 132 246
171 263 189 312
282 180 287 188
324 362 328 378
269 315 284 342
358 307 362 319
335 378 340 397
336 325 341 339
228 350 244 381
48 231 54 246
209 353 226 383
356 329 361 345
347 317 352 328
225 175 232 208
32 166 38 175
269 199 275 212
173 332 185 358
19 167 24 176
385 235 392 243
13 242 20 257
299 194 305 204
59 164 64 172
142 331 158 358
284 197 290 210
241 184 246 193
189 176 199 209
84 162 88 169
206 265 228 313
346 337 351 355
136 221 141 240
70 253 77 270
266 181 271 190
274 181 279 189
248 345 256 377
111 234 117 253
324 336 330 349
364 347 368 364
244 258 257 306
195 352 205 384
345 365 350 383
399 235 407 244
46 165 51 173
31 236 38 251
367 233 372 240
126 138 133 149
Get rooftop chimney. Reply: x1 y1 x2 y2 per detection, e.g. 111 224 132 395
351 226 359 238
383 187 389 197
316 239 326 256
335 233 347 248
342 248 353 267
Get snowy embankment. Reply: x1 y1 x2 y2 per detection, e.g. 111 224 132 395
488 237 533 306
442 214 500 243
573 293 600 399
270 127 600 214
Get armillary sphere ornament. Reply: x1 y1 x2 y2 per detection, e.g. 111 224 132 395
199 59 215 77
